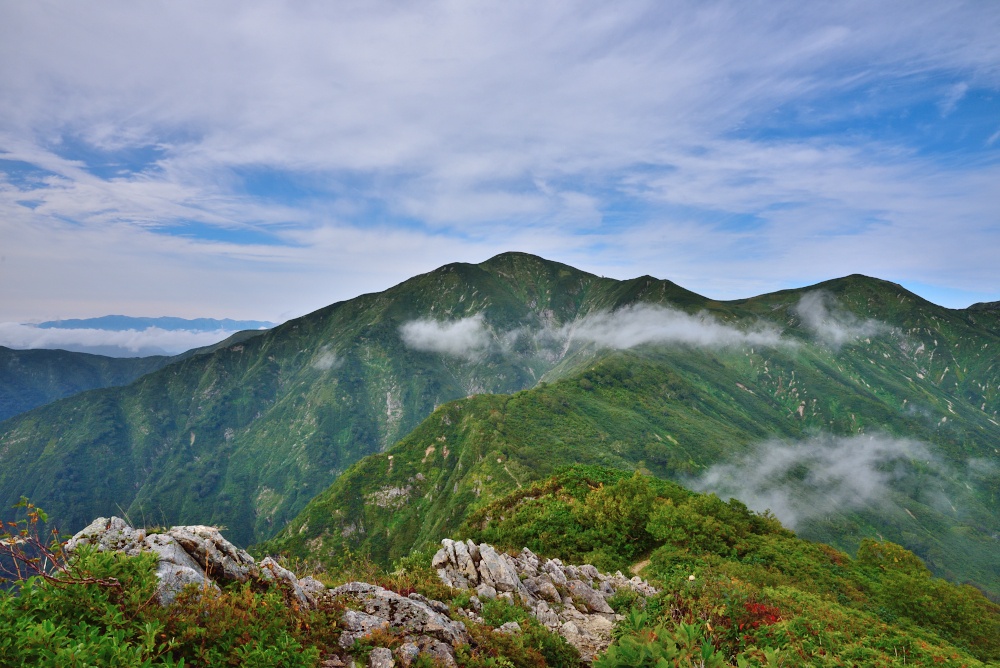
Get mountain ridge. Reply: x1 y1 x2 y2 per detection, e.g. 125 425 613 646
2 253 998 595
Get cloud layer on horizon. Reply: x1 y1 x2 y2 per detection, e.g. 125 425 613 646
2 1 999 321
0 322 239 357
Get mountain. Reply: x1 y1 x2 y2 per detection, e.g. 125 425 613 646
0 347 172 423
1 253 671 545
0 330 268 424
2 253 999 597
265 271 1000 596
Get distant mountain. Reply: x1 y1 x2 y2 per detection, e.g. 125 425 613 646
0 347 172 423
2 253 998 599
37 316 275 332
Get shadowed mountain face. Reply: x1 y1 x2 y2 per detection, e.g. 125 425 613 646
3 253 999 597
0 347 172 423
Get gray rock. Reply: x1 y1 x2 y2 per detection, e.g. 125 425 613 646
466 540 480 563
299 575 327 604
497 621 522 634
339 610 390 649
331 581 385 596
542 559 568 586
408 592 450 615
260 556 311 608
166 525 257 583
368 647 394 668
452 540 479 585
475 583 497 600
65 517 146 556
335 584 468 649
565 579 615 614
524 574 560 603
395 643 420 667
420 637 458 668
477 544 521 592
144 532 213 605
578 564 600 583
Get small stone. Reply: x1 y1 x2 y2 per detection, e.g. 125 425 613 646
368 647 394 668
395 643 420 667
497 621 522 634
476 583 497 600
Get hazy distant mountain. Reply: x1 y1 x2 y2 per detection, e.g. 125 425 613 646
1 253 998 598
37 316 275 332
0 330 268 423
0 347 172 423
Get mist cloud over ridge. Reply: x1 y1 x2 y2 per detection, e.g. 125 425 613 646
688 433 940 530
794 291 888 348
399 303 786 360
0 322 239 357
566 303 785 350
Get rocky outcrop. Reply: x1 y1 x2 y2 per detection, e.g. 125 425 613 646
65 517 471 666
433 538 658 662
330 582 469 666
65 518 655 665
65 517 318 607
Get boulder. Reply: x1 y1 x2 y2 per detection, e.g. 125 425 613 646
565 579 615 614
166 525 257 583
431 539 658 663
65 517 145 556
143 532 214 605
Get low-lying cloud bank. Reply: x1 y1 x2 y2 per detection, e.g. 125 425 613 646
567 304 784 350
794 291 888 348
688 434 940 530
0 322 241 357
399 304 786 360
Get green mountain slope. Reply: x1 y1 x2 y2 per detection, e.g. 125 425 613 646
267 275 1000 596
0 347 172 423
4 252 999 585
0 330 267 424
2 253 712 545
459 466 1000 664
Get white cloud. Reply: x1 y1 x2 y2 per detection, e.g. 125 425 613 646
399 315 491 361
1 1 999 319
0 322 236 356
690 433 937 529
792 291 888 348
564 304 785 350
399 304 786 363
312 347 340 371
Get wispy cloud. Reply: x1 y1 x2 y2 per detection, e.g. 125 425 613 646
689 433 939 530
792 291 888 348
565 304 785 350
399 304 786 361
1 1 999 320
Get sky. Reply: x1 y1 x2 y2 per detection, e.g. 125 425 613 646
2 1 999 341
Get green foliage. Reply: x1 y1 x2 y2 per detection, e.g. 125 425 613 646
454 466 1000 664
0 543 339 667
595 622 731 668
0 345 174 423
457 597 580 668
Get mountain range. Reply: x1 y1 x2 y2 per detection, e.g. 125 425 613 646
1 252 997 598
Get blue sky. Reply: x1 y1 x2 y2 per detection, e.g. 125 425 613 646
1 0 999 329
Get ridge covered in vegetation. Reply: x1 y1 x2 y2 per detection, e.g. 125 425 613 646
4 468 999 666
